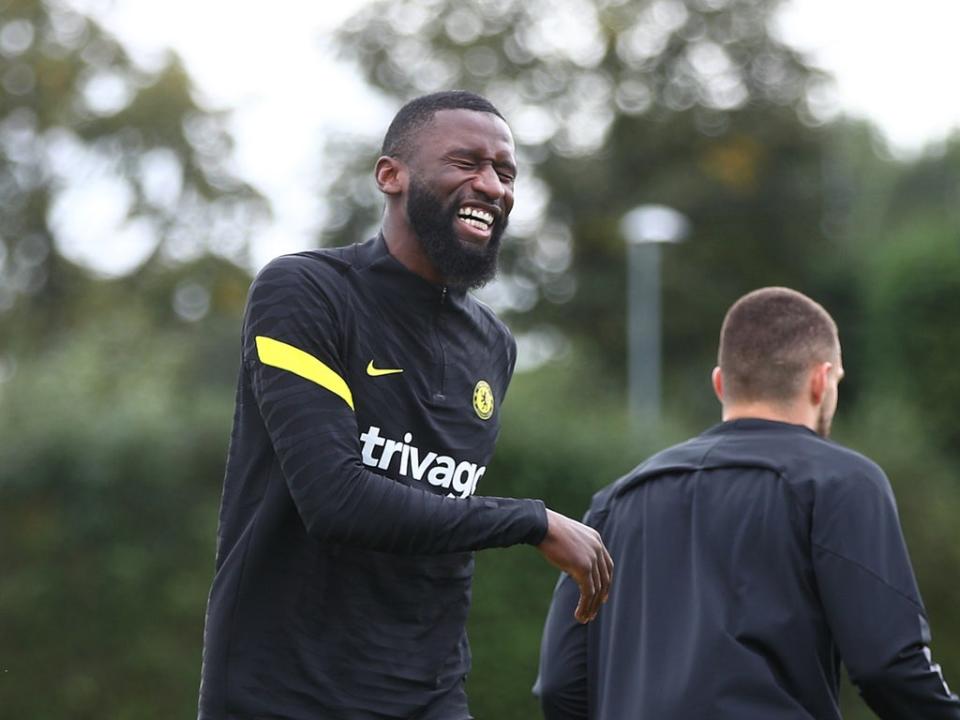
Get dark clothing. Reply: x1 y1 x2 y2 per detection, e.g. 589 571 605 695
199 235 548 720
536 419 960 719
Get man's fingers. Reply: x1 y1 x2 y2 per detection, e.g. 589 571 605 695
600 546 614 602
589 560 602 618
575 572 595 623
578 532 610 622
582 546 605 622
537 509 613 622
575 594 589 623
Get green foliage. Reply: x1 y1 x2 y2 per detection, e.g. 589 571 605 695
2 0 960 717
0 0 267 330
0 261 244 719
863 219 960 455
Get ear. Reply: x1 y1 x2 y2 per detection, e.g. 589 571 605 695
809 361 832 405
711 366 724 403
375 156 405 196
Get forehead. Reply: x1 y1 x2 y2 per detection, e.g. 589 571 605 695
412 109 515 160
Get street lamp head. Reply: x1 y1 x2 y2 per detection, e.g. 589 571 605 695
621 204 691 245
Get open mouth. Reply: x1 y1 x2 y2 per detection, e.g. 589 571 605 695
457 205 495 235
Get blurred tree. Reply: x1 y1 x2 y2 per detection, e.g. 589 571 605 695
0 254 249 719
816 127 960 455
0 0 267 341
0 1 265 715
328 0 840 423
1 1 958 718
864 217 960 455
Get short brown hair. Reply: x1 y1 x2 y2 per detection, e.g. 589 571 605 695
718 287 839 404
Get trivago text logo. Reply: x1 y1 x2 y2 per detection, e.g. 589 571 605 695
359 425 485 498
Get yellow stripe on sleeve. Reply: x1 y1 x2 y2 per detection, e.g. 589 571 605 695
255 336 354 410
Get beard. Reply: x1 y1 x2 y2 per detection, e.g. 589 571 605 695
816 389 836 438
405 177 507 290
815 406 832 438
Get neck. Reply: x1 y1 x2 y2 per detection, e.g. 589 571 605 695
721 400 816 433
381 208 443 285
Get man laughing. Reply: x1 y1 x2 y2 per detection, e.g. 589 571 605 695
197 91 612 720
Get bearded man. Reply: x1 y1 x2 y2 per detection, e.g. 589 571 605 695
197 91 612 720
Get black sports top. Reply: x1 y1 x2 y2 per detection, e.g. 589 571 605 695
536 419 960 720
199 235 548 720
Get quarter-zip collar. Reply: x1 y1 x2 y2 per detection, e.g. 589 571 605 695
358 233 468 307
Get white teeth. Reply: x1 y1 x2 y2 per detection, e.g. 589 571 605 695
459 206 494 225
461 217 488 230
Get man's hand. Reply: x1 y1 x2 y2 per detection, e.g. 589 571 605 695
537 509 613 624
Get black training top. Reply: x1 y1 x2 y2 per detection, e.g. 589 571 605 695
535 418 960 720
198 235 548 720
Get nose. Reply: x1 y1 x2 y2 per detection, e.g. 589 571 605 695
472 165 506 201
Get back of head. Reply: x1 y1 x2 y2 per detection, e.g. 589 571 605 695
718 287 838 405
381 90 504 160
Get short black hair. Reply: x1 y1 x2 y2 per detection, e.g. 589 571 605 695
718 287 839 404
380 90 505 159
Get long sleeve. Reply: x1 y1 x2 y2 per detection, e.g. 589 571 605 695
812 463 960 718
244 255 547 554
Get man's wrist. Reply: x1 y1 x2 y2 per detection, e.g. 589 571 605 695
528 499 549 546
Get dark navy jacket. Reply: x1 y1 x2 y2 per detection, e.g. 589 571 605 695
199 236 547 720
535 419 960 719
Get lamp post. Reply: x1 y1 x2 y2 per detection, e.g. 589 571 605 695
620 205 690 426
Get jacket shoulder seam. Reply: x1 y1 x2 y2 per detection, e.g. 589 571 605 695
811 541 923 610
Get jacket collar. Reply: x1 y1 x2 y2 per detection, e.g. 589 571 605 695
701 417 818 438
356 233 468 305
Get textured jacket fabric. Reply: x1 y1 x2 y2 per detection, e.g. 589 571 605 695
199 235 547 720
536 419 960 719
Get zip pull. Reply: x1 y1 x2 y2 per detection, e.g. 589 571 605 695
440 286 447 305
